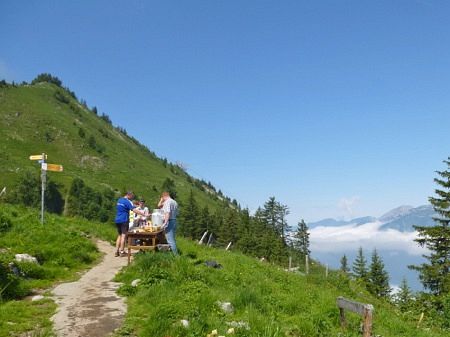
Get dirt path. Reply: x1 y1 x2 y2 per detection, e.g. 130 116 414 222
51 240 128 337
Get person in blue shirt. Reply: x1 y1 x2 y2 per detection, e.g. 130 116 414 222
115 191 144 256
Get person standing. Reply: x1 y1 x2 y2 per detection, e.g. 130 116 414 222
160 191 179 254
114 191 144 257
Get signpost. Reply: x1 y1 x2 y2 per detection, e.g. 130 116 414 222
29 153 63 223
42 163 64 172
29 154 47 161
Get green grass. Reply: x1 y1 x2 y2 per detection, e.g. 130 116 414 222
115 238 449 337
0 204 117 337
0 299 56 337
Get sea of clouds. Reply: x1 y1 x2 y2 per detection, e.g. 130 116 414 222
309 221 426 256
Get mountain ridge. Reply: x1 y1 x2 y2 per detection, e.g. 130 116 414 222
308 204 436 232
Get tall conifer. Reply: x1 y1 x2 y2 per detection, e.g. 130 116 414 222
352 247 368 280
396 278 413 312
179 190 199 238
340 254 350 274
293 219 310 255
367 249 391 298
410 157 450 296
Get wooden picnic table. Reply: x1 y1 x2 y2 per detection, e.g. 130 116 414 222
126 229 165 265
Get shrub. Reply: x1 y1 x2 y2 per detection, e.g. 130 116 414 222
0 263 30 300
17 262 46 279
0 212 12 233
54 90 70 104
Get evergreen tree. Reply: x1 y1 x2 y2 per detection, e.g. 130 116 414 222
352 247 368 280
66 178 85 217
197 206 211 239
261 197 291 243
340 254 350 274
65 178 114 222
410 157 450 296
9 170 40 207
161 177 177 200
217 209 239 246
179 190 199 238
367 249 391 298
395 277 413 312
9 170 64 214
235 209 256 254
31 73 62 87
45 180 64 214
261 197 280 230
293 219 310 255
278 203 291 242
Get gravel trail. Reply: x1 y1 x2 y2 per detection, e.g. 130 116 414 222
52 240 128 337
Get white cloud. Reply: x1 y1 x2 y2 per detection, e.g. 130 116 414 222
310 221 426 256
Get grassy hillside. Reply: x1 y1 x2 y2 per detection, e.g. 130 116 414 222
0 81 227 213
115 239 447 337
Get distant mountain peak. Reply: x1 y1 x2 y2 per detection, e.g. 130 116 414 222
308 205 436 232
379 205 414 222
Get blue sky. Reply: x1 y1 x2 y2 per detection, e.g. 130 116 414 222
1 1 450 222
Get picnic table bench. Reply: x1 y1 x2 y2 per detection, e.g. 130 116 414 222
126 229 166 265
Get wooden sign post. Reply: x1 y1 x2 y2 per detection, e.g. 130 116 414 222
29 153 63 223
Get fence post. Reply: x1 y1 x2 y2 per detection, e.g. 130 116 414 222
198 231 208 245
305 255 309 274
339 307 346 328
288 256 292 271
362 305 374 337
207 233 213 246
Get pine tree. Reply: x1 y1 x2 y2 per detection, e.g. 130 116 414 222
196 206 211 239
409 157 450 296
261 197 291 244
278 203 291 242
31 73 62 87
217 209 239 246
340 254 350 274
395 277 413 312
293 219 310 255
9 170 64 214
236 209 253 253
9 170 40 208
66 178 85 217
261 197 281 231
367 249 391 298
179 190 199 238
352 247 368 280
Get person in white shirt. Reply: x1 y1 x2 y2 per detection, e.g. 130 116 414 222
160 191 179 254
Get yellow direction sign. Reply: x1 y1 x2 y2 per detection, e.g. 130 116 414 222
41 163 63 172
29 154 47 160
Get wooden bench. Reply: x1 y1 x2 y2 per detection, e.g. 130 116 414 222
336 296 374 337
